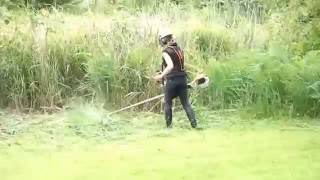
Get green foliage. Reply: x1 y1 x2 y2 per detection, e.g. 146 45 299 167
124 47 154 91
122 0 158 10
266 0 320 56
0 0 80 8
37 0 74 4
0 33 33 108
30 0 76 7
86 51 117 101
201 49 320 117
0 0 25 8
0 29 88 109
1 0 320 117
192 26 233 60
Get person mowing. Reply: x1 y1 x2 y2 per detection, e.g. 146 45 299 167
153 29 197 128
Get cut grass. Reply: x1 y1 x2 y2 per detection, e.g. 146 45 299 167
0 108 320 180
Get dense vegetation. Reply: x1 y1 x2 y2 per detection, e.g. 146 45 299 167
0 0 320 117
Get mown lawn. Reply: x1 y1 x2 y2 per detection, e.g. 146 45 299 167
0 108 320 180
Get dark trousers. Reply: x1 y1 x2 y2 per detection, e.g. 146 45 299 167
164 76 197 128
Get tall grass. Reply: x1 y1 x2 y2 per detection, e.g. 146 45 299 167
1 0 320 117
202 48 320 117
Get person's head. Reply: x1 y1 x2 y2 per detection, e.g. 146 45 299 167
158 29 175 47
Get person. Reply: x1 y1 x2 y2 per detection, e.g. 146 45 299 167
153 29 197 128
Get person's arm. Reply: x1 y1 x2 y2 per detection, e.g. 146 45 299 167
153 52 173 81
160 52 173 78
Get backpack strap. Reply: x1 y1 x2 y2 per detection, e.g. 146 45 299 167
166 45 185 71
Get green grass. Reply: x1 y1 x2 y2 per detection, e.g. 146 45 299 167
1 107 320 180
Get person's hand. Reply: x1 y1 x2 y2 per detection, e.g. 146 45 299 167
153 74 163 81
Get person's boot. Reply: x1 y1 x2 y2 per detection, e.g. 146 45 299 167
190 120 197 128
166 119 173 128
